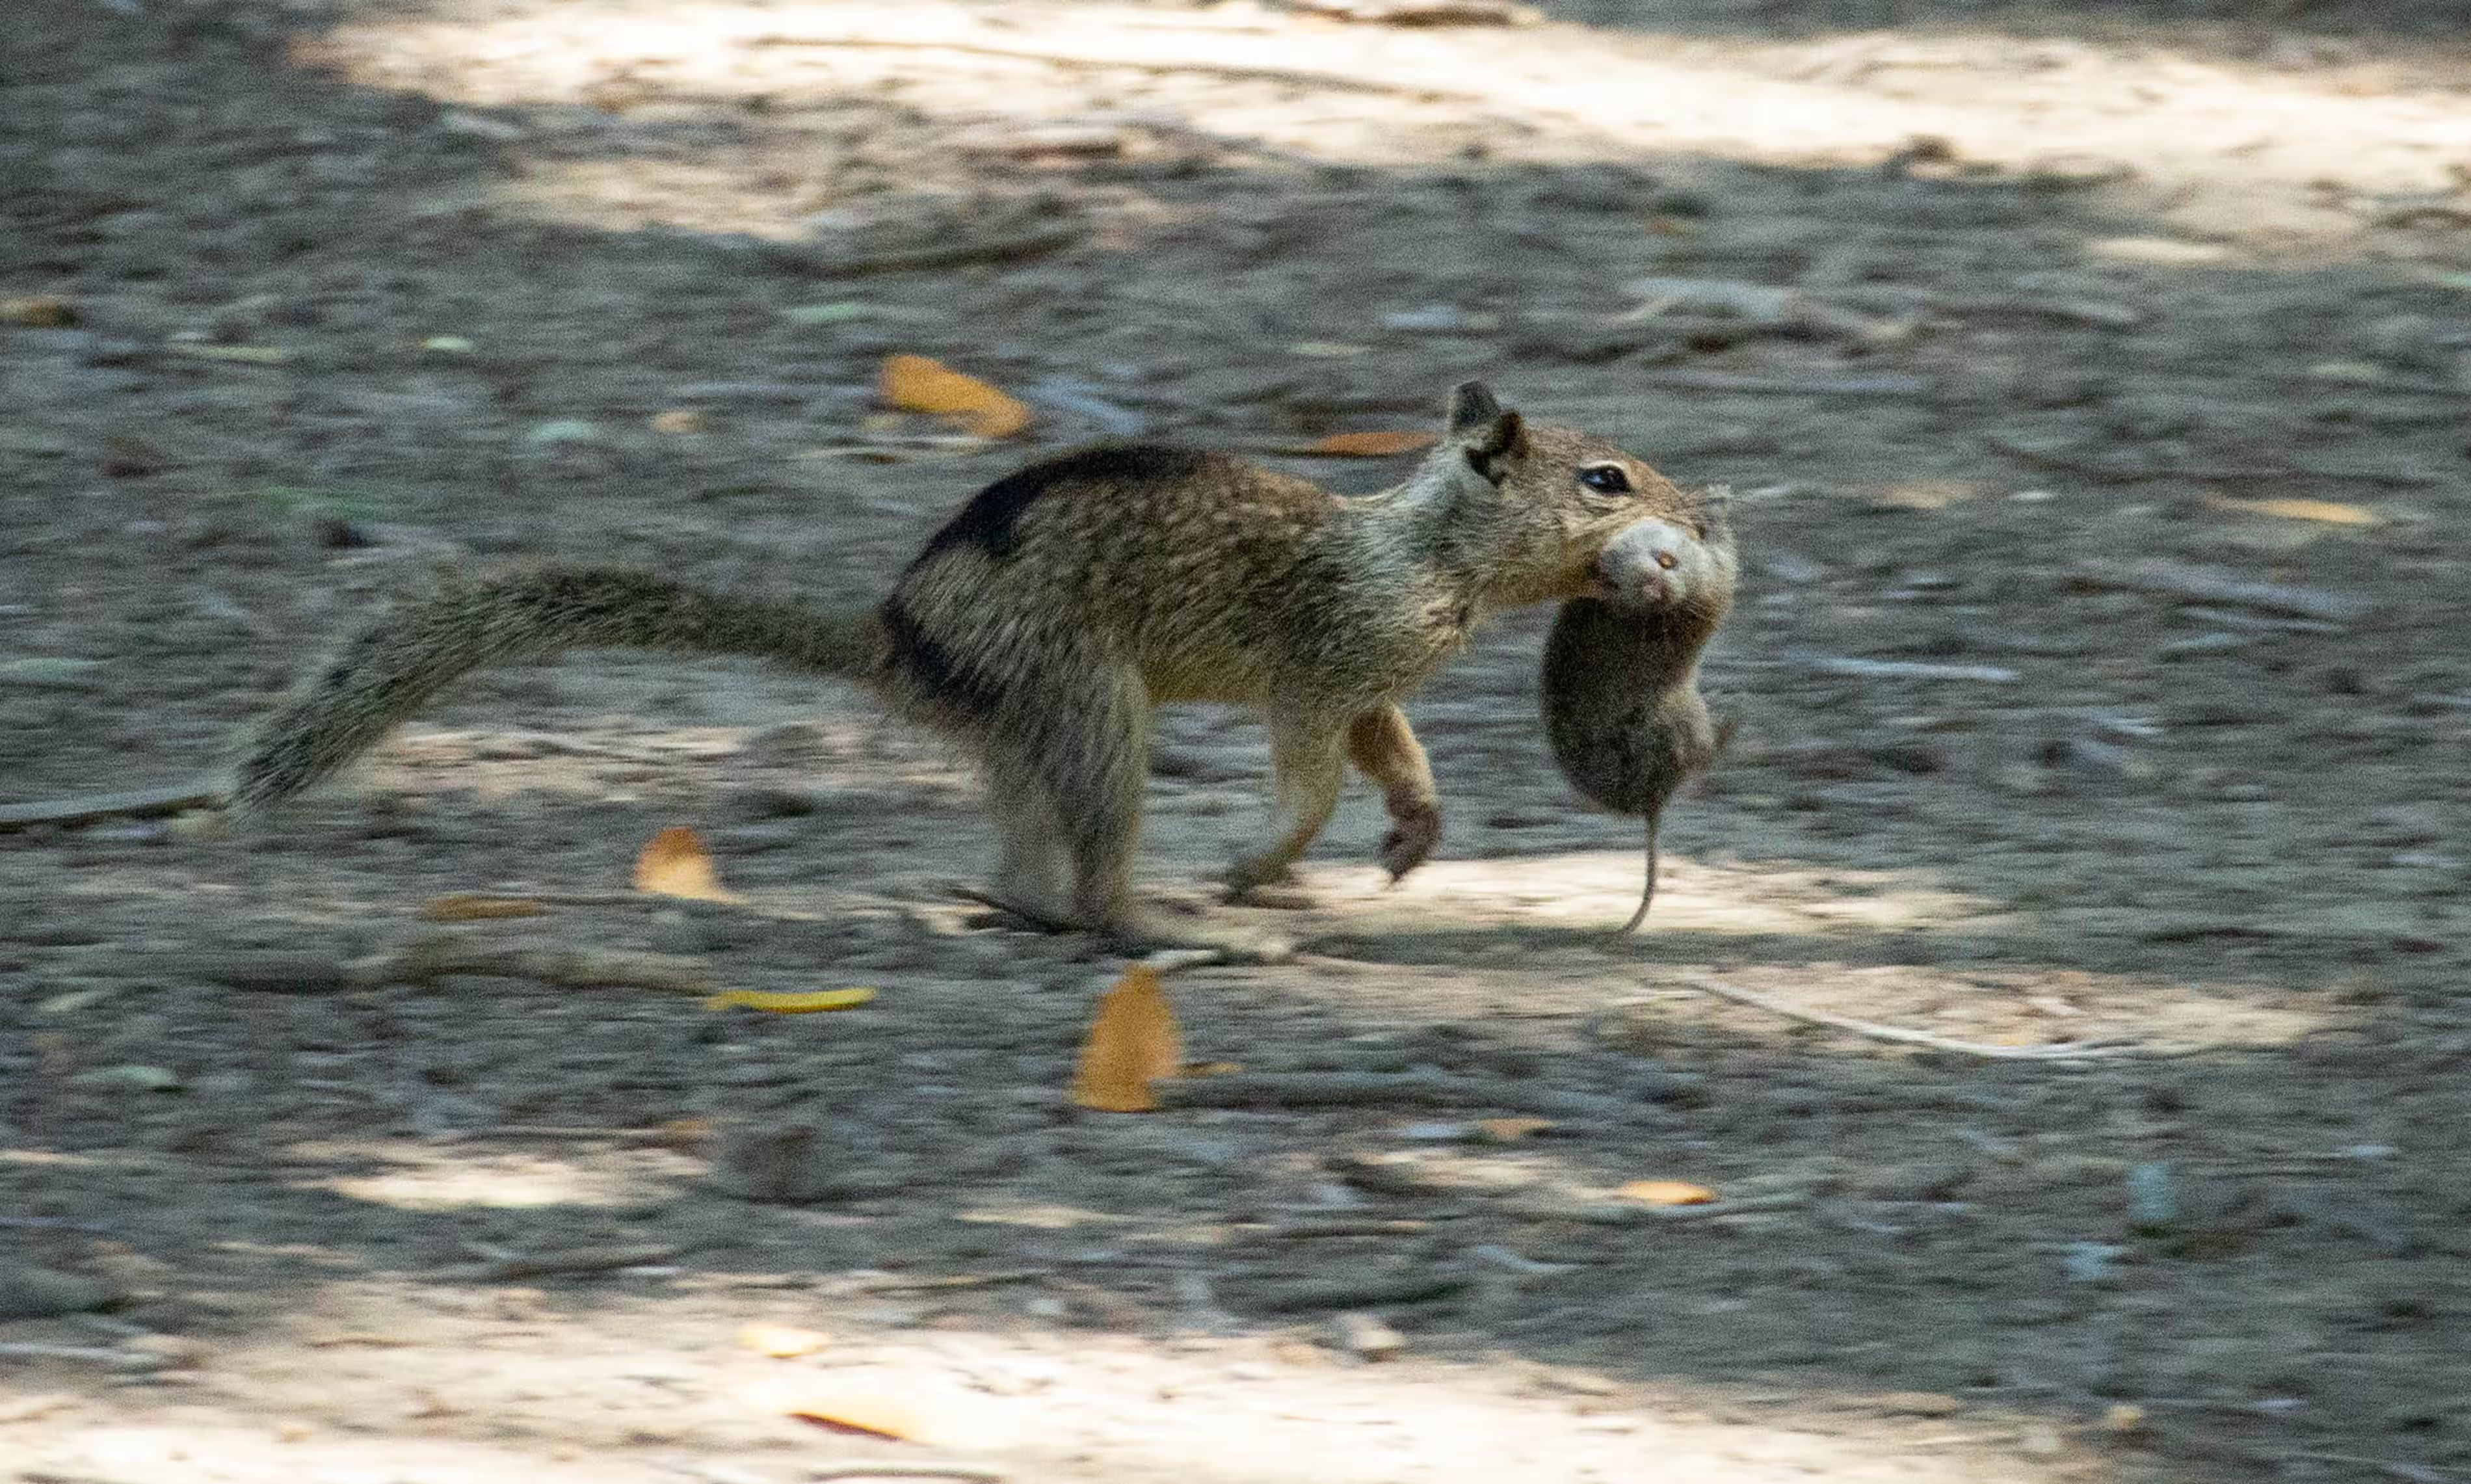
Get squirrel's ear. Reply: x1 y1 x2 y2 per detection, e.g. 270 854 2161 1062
1446 380 1503 435
1444 382 1529 484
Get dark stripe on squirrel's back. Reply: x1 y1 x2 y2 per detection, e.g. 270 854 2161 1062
877 593 992 714
919 445 1221 561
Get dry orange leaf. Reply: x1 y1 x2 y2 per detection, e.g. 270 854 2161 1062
737 1321 832 1359
1476 1117 1554 1143
1303 430 1438 457
633 825 738 903
1070 964 1183 1113
1617 1179 1717 1206
420 894 549 922
2202 494 2380 527
879 354 1032 439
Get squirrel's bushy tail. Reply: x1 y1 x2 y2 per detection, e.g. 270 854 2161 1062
230 566 881 815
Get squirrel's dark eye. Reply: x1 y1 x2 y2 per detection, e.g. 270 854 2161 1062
1578 465 1631 494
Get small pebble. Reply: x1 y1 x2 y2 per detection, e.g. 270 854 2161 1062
1329 1311 1408 1361
68 1065 183 1093
2063 1241 2124 1283
523 419 600 447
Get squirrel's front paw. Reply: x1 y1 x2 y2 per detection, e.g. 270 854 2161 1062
1224 854 1299 894
1224 855 1317 908
1378 800 1442 881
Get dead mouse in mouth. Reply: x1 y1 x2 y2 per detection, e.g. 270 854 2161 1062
1539 489 1740 931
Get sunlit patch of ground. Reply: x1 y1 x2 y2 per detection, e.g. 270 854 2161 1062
21 1312 2085 1483
307 0 2471 250
303 1141 698 1210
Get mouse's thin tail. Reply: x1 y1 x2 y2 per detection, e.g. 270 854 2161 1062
1617 808 1662 934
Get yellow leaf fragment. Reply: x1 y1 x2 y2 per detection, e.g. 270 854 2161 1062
738 1321 832 1358
2202 494 2380 527
879 354 1032 439
1070 964 1183 1113
1301 430 1438 457
704 988 877 1014
1615 1179 1717 1206
650 408 710 434
633 825 738 902
420 894 549 922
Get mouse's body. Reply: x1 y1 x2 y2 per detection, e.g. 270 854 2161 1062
1538 499 1740 929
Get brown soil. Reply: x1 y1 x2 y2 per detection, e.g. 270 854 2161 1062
6 2 2471 1480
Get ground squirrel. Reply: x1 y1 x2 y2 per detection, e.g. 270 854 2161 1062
234 381 1720 959
1539 492 1739 930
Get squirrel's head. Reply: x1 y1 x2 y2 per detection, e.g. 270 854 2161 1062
1416 381 1736 614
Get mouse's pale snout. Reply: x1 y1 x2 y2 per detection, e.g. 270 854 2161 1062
1594 518 1692 606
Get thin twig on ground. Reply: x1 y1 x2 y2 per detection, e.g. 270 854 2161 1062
0 780 224 832
806 1464 1011 1482
2065 559 2374 624
1676 975 2136 1061
1153 1069 1648 1119
762 220 1090 278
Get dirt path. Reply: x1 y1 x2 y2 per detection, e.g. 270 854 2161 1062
6 2 2471 1480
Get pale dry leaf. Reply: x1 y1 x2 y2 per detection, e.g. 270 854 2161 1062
1615 1179 1718 1206
777 1386 924 1442
1475 1117 1554 1143
164 343 292 365
633 825 738 903
738 1321 832 1359
2202 494 2380 527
